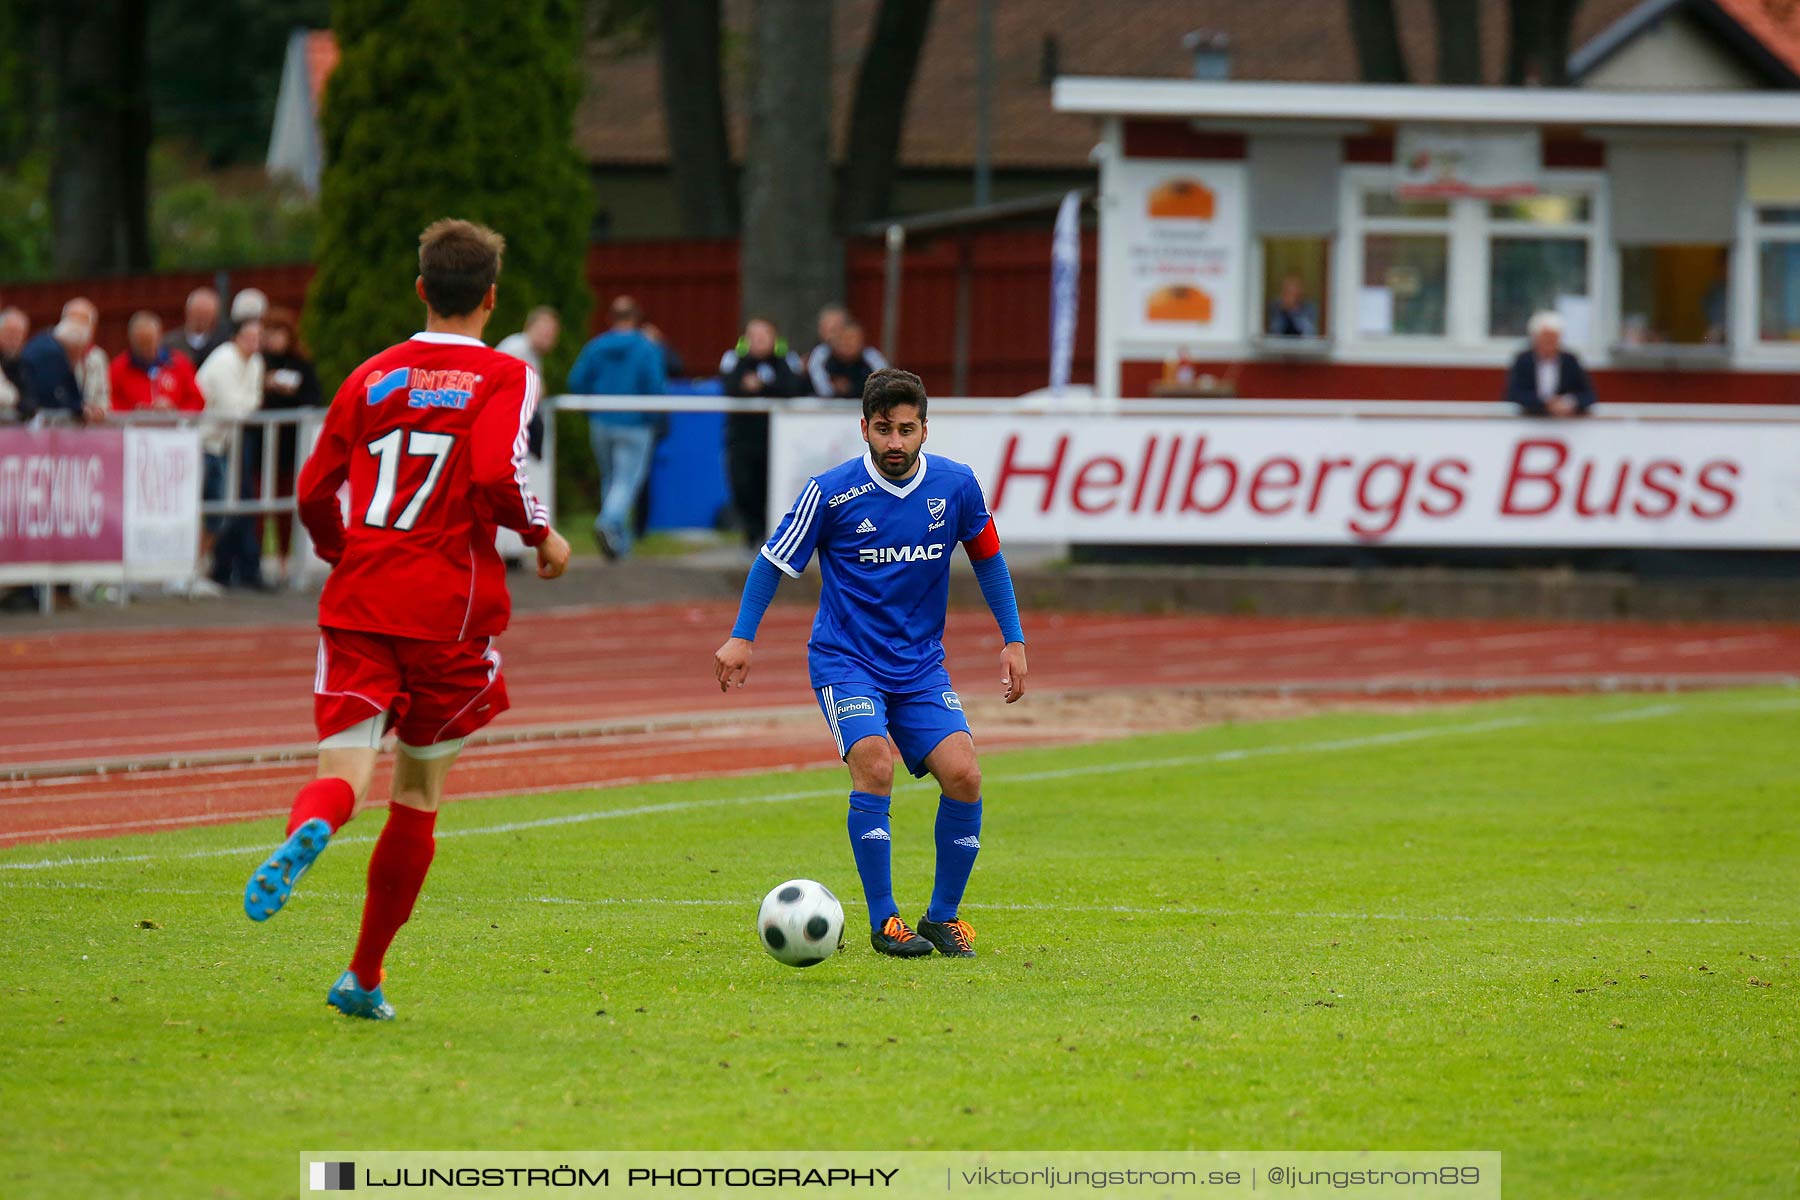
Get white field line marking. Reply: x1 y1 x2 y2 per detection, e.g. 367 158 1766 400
0 704 1679 872
8 690 1795 866
0 877 1786 930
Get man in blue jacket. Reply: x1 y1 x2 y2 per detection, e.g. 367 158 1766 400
567 295 667 558
18 316 91 422
1505 311 1595 418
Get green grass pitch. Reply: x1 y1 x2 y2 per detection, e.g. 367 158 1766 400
2 690 1795 1198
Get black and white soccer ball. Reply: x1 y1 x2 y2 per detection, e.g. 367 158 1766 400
756 879 846 968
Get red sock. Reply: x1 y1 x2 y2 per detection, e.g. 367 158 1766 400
348 803 437 990
286 777 356 835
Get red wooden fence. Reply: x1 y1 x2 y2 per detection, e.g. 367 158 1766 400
2 229 1097 398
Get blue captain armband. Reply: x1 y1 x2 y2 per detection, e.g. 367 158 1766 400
731 554 785 640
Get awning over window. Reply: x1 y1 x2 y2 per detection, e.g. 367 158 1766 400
1609 142 1739 243
1248 135 1340 236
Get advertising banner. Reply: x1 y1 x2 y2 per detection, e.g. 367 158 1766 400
0 427 125 569
1109 160 1245 344
769 411 1800 549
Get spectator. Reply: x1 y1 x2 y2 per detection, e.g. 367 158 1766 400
197 318 266 589
1505 311 1594 418
720 317 806 546
810 318 885 399
166 286 225 367
641 322 686 379
567 295 666 559
496 305 560 458
1266 273 1320 337
229 287 269 330
61 298 110 418
805 305 886 398
110 312 205 414
0 307 27 421
17 313 90 422
258 308 322 584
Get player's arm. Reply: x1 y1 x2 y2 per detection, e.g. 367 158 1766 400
470 363 568 576
963 514 1028 704
713 478 823 692
295 388 355 564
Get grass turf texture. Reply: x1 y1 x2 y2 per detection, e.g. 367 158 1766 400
2 689 1795 1199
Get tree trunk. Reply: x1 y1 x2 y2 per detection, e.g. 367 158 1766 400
836 0 935 229
1507 0 1580 85
1347 0 1410 83
1433 0 1483 84
657 0 737 236
740 0 839 341
48 0 150 274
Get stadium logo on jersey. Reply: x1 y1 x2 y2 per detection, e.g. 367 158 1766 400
833 695 877 721
364 367 410 405
858 543 945 564
828 482 876 507
855 518 877 534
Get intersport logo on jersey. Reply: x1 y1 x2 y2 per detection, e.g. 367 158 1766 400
766 412 1800 549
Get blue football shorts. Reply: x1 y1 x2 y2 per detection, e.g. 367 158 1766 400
815 671 972 778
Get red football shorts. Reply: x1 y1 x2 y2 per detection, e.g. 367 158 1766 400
313 627 511 747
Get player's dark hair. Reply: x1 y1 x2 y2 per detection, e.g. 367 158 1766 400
418 219 505 318
862 367 927 421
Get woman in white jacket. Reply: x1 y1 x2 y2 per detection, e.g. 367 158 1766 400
196 319 266 588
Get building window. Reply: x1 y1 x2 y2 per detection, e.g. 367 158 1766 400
1262 236 1329 336
1357 190 1449 337
1487 194 1593 339
1755 207 1800 344
1619 244 1730 346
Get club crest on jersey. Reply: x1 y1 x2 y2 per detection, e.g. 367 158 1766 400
365 366 477 410
858 543 945 564
927 497 946 522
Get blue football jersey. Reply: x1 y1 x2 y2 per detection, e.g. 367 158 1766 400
762 450 993 691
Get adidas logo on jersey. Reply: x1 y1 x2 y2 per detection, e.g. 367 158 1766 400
859 828 891 841
953 835 981 849
855 518 877 533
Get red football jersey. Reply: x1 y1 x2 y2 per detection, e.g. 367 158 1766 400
298 331 549 641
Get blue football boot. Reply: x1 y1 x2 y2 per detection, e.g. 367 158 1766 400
326 969 395 1021
243 817 332 922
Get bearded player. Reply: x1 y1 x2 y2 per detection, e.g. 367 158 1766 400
241 219 572 1020
713 367 1027 959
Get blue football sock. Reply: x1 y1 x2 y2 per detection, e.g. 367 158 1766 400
926 795 982 923
847 790 895 931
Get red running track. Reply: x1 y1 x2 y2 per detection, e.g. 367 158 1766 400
5 604 1800 846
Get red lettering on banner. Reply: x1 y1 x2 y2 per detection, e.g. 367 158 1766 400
1350 458 1416 538
1575 460 1630 517
1501 439 1567 516
1633 460 1682 518
1072 456 1126 514
1247 457 1301 515
1179 438 1238 515
1129 437 1159 512
1420 459 1470 516
1154 435 1183 511
1307 458 1352 514
1691 461 1739 519
993 434 1068 514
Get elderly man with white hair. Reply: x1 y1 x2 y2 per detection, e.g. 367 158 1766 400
1505 310 1595 417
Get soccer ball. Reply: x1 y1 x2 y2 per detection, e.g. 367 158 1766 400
756 879 845 968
